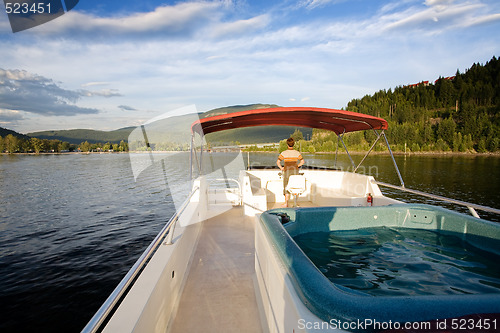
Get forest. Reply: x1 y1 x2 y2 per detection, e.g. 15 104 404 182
246 56 499 154
344 56 500 153
0 134 129 153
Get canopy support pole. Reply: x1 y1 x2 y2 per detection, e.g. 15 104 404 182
192 140 201 177
199 139 204 176
339 133 355 169
354 130 384 173
334 134 340 168
382 131 405 187
189 133 202 180
189 134 193 181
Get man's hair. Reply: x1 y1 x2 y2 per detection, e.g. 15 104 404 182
286 137 295 147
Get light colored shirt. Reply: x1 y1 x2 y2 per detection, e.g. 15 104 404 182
278 148 303 171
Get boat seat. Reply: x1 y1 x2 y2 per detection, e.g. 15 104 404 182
286 175 306 206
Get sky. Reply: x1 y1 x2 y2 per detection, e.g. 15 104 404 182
0 0 499 133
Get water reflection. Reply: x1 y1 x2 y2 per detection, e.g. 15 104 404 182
294 227 500 296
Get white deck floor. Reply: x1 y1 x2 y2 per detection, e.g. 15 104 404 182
169 207 263 333
267 200 317 210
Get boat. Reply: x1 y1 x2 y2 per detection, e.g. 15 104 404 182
82 107 500 333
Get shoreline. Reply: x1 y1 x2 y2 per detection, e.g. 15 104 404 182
2 150 499 157
0 151 129 156
242 150 500 157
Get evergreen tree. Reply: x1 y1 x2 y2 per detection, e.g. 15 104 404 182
345 56 500 153
291 129 304 142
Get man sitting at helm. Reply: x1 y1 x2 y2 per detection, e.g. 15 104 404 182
276 137 304 207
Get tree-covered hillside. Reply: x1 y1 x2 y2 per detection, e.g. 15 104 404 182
0 128 74 153
0 127 30 140
27 127 135 145
345 56 499 152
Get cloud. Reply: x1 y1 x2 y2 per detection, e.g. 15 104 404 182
0 109 25 127
298 0 340 10
288 96 311 102
10 1 274 41
209 14 270 38
81 81 111 87
27 1 224 38
118 105 137 111
424 0 454 10
462 12 500 27
0 68 99 116
80 89 122 98
377 0 497 33
7 0 496 45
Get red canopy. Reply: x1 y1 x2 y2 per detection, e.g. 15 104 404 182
191 107 388 136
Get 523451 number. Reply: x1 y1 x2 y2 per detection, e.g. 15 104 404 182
5 2 52 14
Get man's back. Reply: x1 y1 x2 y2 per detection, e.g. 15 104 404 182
279 149 303 171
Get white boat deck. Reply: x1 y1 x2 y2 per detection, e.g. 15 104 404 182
267 200 317 210
169 207 263 333
91 170 397 333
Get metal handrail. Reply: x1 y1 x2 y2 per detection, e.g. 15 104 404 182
373 180 500 217
81 186 200 333
208 178 242 205
210 178 241 190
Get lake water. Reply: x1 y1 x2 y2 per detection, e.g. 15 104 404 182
0 152 499 332
294 227 500 296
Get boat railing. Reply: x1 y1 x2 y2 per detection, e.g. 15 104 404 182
208 178 242 206
81 186 200 333
373 180 500 218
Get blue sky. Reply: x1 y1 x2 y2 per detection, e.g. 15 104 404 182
0 0 499 133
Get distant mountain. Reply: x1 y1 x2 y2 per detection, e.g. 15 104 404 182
27 104 313 146
206 125 312 145
201 104 313 144
0 127 30 140
27 127 135 144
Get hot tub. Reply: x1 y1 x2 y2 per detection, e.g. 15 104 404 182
256 204 500 332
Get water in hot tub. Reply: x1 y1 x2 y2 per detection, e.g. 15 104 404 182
293 227 500 296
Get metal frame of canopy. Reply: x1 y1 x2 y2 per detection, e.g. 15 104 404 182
189 106 405 187
189 106 500 218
